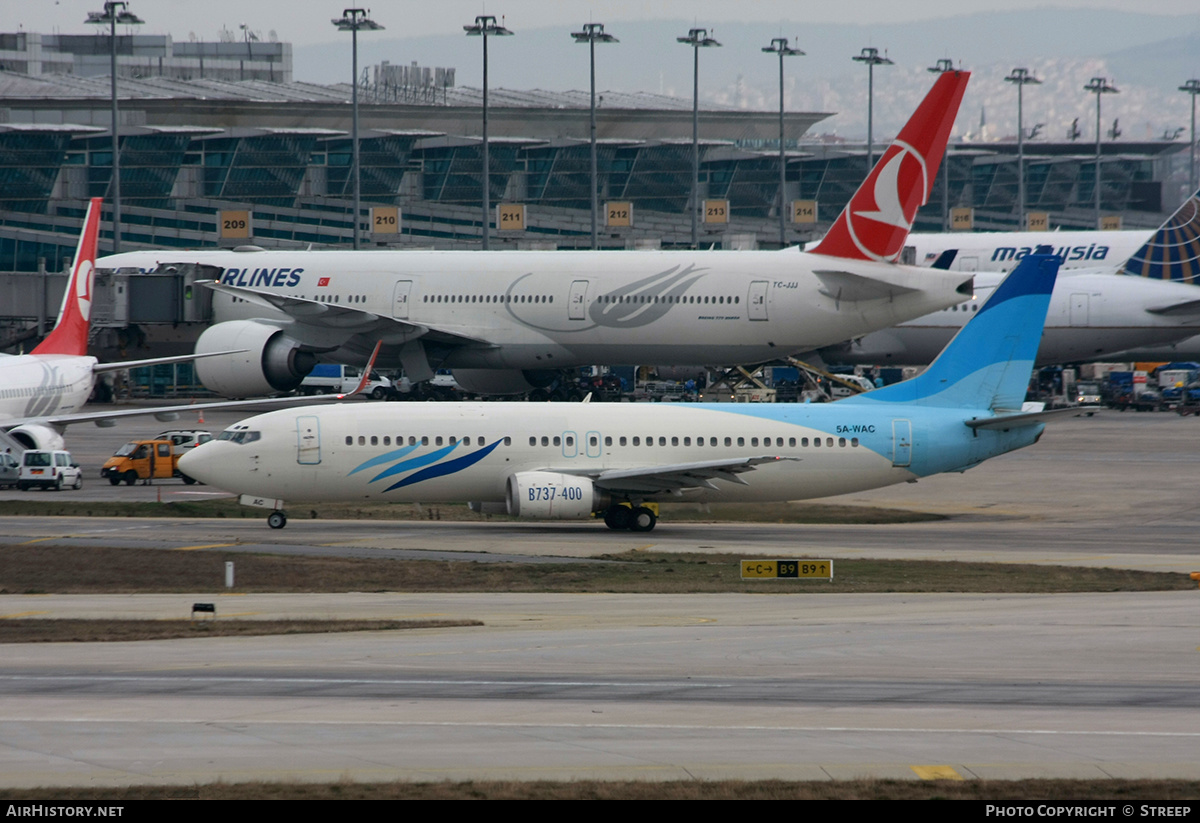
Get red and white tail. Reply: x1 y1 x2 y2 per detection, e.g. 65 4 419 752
810 71 969 263
32 198 102 356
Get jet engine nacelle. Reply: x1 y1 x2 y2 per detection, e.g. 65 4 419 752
505 471 607 520
7 423 65 451
194 321 317 397
452 368 558 396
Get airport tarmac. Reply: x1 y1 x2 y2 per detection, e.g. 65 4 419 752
0 405 1198 785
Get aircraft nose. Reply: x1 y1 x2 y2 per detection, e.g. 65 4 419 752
177 443 219 486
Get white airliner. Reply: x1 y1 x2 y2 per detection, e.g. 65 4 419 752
820 191 1200 366
179 254 1065 532
0 199 371 452
98 71 974 398
905 227 1152 274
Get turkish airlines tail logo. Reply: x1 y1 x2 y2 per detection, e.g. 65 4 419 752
32 197 102 356
811 70 970 263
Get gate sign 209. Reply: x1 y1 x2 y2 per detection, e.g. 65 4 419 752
741 559 833 580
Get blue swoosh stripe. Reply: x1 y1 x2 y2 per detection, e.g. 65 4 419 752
384 440 503 492
369 443 458 483
349 444 419 476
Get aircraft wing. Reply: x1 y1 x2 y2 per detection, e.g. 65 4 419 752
201 281 493 347
93 349 247 374
559 456 797 495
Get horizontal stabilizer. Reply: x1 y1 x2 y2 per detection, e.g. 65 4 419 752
814 270 919 302
966 406 1101 430
1145 298 1200 317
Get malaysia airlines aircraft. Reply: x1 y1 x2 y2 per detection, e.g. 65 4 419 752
820 191 1200 366
99 71 973 398
905 227 1152 274
179 254 1064 532
0 199 367 452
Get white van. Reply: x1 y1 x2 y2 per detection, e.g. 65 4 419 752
18 449 83 491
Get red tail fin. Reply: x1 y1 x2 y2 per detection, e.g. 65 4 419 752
810 71 969 262
32 198 102 356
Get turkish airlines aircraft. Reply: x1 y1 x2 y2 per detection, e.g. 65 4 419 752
0 199 370 452
820 191 1200 366
178 254 1065 532
99 72 974 397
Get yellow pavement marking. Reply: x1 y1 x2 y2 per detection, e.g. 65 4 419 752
172 543 239 551
0 611 50 619
911 765 964 781
17 537 65 545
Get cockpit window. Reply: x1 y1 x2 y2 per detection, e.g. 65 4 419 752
217 430 261 444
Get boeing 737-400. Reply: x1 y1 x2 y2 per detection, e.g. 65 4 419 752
98 71 974 398
178 254 1065 532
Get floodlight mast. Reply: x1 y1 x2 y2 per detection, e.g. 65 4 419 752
572 23 618 250
1006 67 1042 229
1084 76 1118 229
677 28 721 249
465 15 514 250
762 37 804 248
1180 79 1200 198
333 9 385 250
852 47 893 173
86 1 144 254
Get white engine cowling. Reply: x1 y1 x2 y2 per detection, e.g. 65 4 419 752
7 423 65 451
452 369 557 395
194 321 317 397
506 471 606 520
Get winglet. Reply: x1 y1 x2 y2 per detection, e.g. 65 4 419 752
810 71 969 263
338 341 384 398
32 198 102 356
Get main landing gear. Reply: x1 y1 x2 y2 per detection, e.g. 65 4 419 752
603 504 657 532
267 511 288 529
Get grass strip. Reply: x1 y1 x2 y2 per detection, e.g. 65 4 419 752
0 618 481 643
1 545 1191 595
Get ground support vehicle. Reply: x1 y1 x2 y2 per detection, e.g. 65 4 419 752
18 450 82 490
101 439 195 485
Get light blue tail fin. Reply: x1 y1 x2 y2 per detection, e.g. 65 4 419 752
1122 189 1200 284
841 254 1060 410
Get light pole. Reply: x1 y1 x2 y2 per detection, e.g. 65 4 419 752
86 1 143 254
677 28 721 249
852 47 893 173
1084 76 1118 229
762 37 804 248
333 9 384 250
1180 79 1200 197
465 15 513 251
928 60 954 231
572 23 618 250
1006 67 1042 230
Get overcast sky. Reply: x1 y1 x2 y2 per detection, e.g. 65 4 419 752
11 1 1199 46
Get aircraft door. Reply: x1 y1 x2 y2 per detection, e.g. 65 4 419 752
296 415 321 465
748 281 769 320
562 430 578 458
393 281 412 320
568 280 589 320
585 430 601 458
1070 293 1089 326
891 419 912 467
